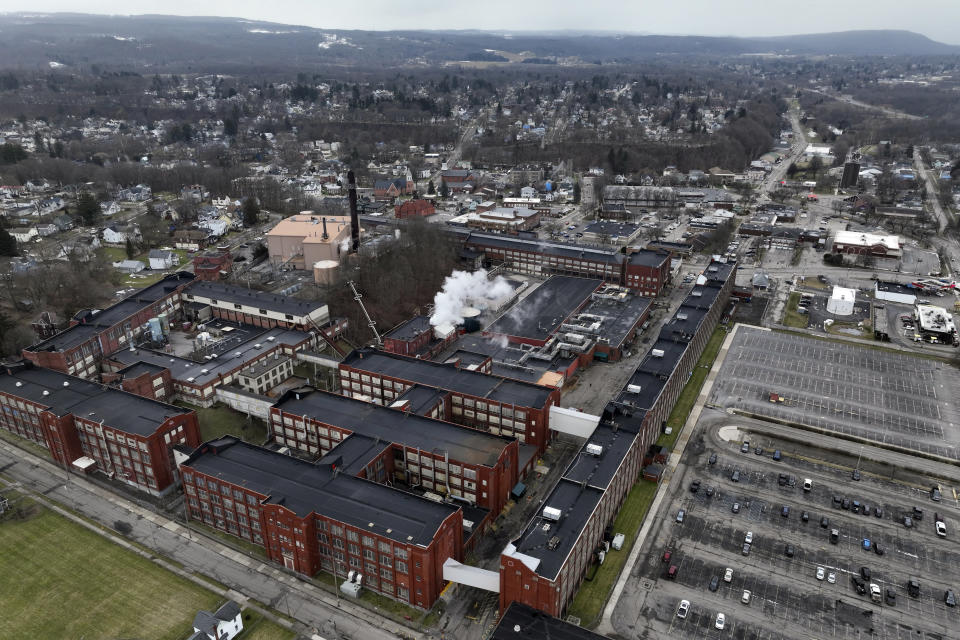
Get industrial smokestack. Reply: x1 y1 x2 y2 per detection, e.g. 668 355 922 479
321 217 329 240
348 170 359 253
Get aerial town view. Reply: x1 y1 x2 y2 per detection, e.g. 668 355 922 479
1 2 960 639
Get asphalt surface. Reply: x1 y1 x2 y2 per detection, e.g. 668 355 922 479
0 442 413 640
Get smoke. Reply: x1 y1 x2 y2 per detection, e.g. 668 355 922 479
430 270 512 327
394 229 401 240
491 333 510 350
340 238 351 253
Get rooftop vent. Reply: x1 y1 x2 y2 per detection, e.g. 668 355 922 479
42 390 50 396
692 290 702 297
586 443 604 457
267 336 276 342
547 535 561 550
254 343 262 349
15 381 22 387
63 381 69 387
186 377 195 383
626 384 642 394
676 313 688 321
651 349 665 358
200 369 209 374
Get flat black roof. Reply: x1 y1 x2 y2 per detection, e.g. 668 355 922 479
442 350 490 369
703 260 736 284
319 433 389 475
485 276 601 341
439 337 574 385
658 304 708 343
578 294 652 348
876 280 917 294
342 349 554 408
394 384 447 415
466 232 625 265
274 387 510 467
614 369 668 412
562 421 639 490
583 221 640 235
682 285 721 310
184 437 458 547
384 316 432 341
637 338 688 378
0 363 191 436
28 272 194 352
627 250 670 268
186 281 326 317
492 602 611 640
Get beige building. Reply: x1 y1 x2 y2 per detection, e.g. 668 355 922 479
266 213 353 269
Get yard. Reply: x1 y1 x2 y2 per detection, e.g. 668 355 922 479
240 610 297 640
177 401 269 444
566 480 658 627
656 326 727 449
0 499 221 640
782 292 810 328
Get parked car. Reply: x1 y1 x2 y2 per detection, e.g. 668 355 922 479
724 568 733 583
781 505 790 518
742 542 751 556
715 613 725 630
860 566 871 581
744 531 754 544
827 571 836 584
817 566 825 581
740 442 750 453
677 599 690 619
874 543 884 556
732 502 741 513
676 509 685 523
785 544 795 557
931 486 942 502
690 480 701 493
903 516 913 528
820 516 829 528
662 549 672 563
852 469 861 481
705 485 715 497
863 538 871 551
802 511 810 522
709 575 720 591
741 590 751 604
731 469 741 482
773 450 782 461
886 588 896 606
754 446 763 455
875 506 883 518
708 453 717 465
907 579 920 598
667 565 679 579
852 576 866 595
936 520 947 537
945 589 956 607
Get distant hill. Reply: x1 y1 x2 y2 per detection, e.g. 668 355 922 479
0 14 956 72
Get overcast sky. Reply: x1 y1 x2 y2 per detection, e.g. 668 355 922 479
3 0 960 45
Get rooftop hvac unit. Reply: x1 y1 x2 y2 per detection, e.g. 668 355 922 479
267 336 276 341
355 573 363 585
542 506 562 522
564 333 586 344
254 343 262 349
463 519 475 533
586 443 604 457
547 536 561 551
626 384 643 394
651 349 665 358
186 377 195 383
676 313 688 320
692 290 702 297
200 369 209 374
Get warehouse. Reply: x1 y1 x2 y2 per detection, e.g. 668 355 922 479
491 602 611 639
0 361 200 495
22 272 196 378
339 349 560 455
498 259 736 617
382 316 458 359
462 232 671 296
180 436 463 610
914 303 958 345
183 281 334 332
875 281 917 305
484 277 603 347
269 386 520 520
265 213 353 269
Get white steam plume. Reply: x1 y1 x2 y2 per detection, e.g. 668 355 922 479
430 270 512 327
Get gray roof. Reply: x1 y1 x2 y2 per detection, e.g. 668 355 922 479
186 281 326 318
184 436 459 547
274 387 511 467
485 276 602 342
492 602 611 640
342 349 554 408
385 316 433 341
0 363 192 437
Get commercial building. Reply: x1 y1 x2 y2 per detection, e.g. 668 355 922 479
180 436 463 609
581 221 643 245
339 349 560 455
875 281 917 305
602 185 677 209
826 286 856 316
832 231 901 258
265 213 353 269
269 387 519 520
914 304 958 345
463 232 671 296
395 199 436 219
0 362 200 495
450 207 541 234
499 259 736 617
183 281 332 332
22 272 196 378
192 249 233 281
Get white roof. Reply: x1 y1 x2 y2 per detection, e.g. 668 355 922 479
834 230 899 251
831 285 856 301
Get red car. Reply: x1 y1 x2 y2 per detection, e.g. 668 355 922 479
662 549 672 563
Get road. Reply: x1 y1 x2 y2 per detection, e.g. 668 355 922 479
914 148 954 234
759 107 807 198
0 442 412 640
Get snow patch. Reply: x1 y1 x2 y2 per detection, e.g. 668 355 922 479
48 61 64 69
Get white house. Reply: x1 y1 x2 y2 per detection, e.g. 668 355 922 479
113 260 145 273
103 224 141 245
9 227 38 243
187 602 243 640
148 249 176 270
519 185 538 198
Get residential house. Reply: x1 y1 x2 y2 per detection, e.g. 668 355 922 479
519 186 537 198
174 230 208 251
187 602 243 640
181 185 208 203
101 201 121 216
53 214 74 232
113 260 146 273
33 223 58 237
103 224 141 245
148 249 176 270
9 227 37 244
118 184 152 202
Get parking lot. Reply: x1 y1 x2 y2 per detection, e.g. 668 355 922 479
709 326 960 461
611 424 960 640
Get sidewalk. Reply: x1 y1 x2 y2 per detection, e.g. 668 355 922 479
595 323 747 636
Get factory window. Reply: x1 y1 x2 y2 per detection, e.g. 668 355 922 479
285 314 294 321
259 309 267 315
379 541 392 554
234 303 242 310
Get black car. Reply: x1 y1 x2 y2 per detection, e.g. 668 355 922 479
852 500 860 514
755 446 763 455
731 469 741 482
778 473 788 486
801 511 809 522
913 507 924 521
886 588 896 606
875 506 883 518
932 486 942 502
842 498 851 510
860 566 871 581
690 480 701 493
785 544 795 557
907 579 920 598
852 469 861 481
705 486 715 497
862 503 870 516
945 589 956 607
709 575 720 592
874 543 884 556
781 505 790 518
832 495 843 508
708 453 718 465
820 516 829 528
852 576 867 595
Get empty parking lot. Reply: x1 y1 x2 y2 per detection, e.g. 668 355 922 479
710 327 960 460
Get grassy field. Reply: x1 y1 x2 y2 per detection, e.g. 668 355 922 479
656 326 728 449
782 292 810 328
0 500 220 640
241 610 297 640
178 401 269 444
566 480 659 627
